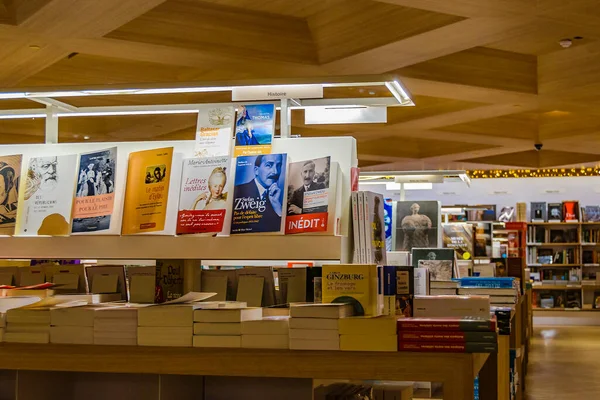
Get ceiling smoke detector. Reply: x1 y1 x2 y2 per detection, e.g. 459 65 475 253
559 39 573 48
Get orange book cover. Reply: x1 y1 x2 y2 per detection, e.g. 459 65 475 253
121 147 174 234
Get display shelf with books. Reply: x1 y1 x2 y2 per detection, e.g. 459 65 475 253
0 343 493 400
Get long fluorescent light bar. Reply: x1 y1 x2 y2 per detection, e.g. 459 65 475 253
57 109 200 117
0 113 46 119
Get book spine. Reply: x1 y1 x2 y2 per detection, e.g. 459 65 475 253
397 319 496 332
351 192 360 263
398 341 498 353
399 331 497 343
357 192 367 263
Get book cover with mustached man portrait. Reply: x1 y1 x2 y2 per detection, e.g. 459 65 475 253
122 147 174 235
230 154 287 234
17 154 78 236
0 154 21 235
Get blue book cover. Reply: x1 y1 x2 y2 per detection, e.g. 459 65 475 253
230 154 287 234
384 198 393 251
458 277 515 289
234 104 276 157
382 266 396 296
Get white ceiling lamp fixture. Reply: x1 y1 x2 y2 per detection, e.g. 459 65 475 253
360 170 471 187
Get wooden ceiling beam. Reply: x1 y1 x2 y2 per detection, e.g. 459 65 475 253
371 0 534 18
322 16 534 75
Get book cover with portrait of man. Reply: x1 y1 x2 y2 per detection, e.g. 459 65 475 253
230 153 288 234
285 156 342 235
177 156 230 235
0 154 22 235
122 147 174 235
233 104 275 157
17 154 78 236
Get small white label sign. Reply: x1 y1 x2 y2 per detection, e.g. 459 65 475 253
305 106 387 125
232 84 323 101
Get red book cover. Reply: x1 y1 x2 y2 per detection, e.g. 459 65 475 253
398 330 497 343
398 341 497 353
397 317 496 332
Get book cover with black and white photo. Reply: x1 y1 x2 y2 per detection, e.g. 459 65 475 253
442 223 474 260
285 156 342 235
530 202 546 222
418 259 454 281
17 154 77 236
548 203 562 222
393 201 441 252
411 248 455 268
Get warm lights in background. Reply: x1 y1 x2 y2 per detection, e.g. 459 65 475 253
468 167 600 179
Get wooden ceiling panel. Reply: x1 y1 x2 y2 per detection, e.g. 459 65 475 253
358 136 495 159
437 112 539 140
195 0 345 18
387 95 482 125
460 150 600 168
0 118 45 142
308 0 464 63
105 0 318 64
0 99 41 110
395 47 537 93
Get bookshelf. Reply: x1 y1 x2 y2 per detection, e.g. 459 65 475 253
0 235 348 261
0 344 492 400
526 221 600 311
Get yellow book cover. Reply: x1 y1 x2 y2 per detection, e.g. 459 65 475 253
121 147 174 234
339 334 397 352
338 316 397 335
322 265 383 317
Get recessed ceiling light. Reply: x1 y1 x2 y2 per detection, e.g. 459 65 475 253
29 45 41 50
574 36 584 40
83 136 90 140
73 134 80 138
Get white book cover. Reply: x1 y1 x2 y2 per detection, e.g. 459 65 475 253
177 156 230 235
285 157 341 235
71 147 118 234
194 106 234 158
358 192 368 263
16 154 77 236
351 192 361 263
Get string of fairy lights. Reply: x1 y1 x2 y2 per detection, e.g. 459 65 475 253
467 167 600 179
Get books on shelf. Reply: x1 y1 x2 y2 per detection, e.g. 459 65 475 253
230 154 288 234
547 203 562 222
351 191 386 263
322 265 383 316
289 303 349 351
413 295 490 318
176 156 231 235
285 157 342 236
122 147 182 235
289 303 353 319
234 104 276 157
398 341 497 353
393 200 442 253
241 316 289 349
94 306 138 346
71 147 117 234
17 154 78 236
563 201 580 222
382 266 414 317
397 317 497 332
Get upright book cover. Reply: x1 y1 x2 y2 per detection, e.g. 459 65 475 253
71 147 117 234
383 266 414 317
17 155 77 235
363 191 387 265
234 104 275 157
155 259 184 303
442 223 474 260
230 154 287 234
121 147 174 234
530 202 546 222
563 201 579 222
393 200 441 252
584 206 600 222
177 156 230 235
0 155 21 235
384 198 393 251
418 259 454 281
322 264 383 316
285 156 338 235
547 203 562 222
411 248 455 268
194 106 234 157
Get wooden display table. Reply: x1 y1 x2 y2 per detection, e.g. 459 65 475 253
0 344 493 400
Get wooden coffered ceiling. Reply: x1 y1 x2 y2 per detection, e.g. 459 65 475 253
3 0 600 170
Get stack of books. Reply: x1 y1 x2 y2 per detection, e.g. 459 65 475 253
457 277 520 309
339 316 397 351
413 295 490 318
4 306 52 343
241 316 289 349
138 304 198 347
50 306 96 344
193 307 262 348
397 317 498 353
289 303 352 350
430 280 459 295
0 296 41 343
94 306 138 345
